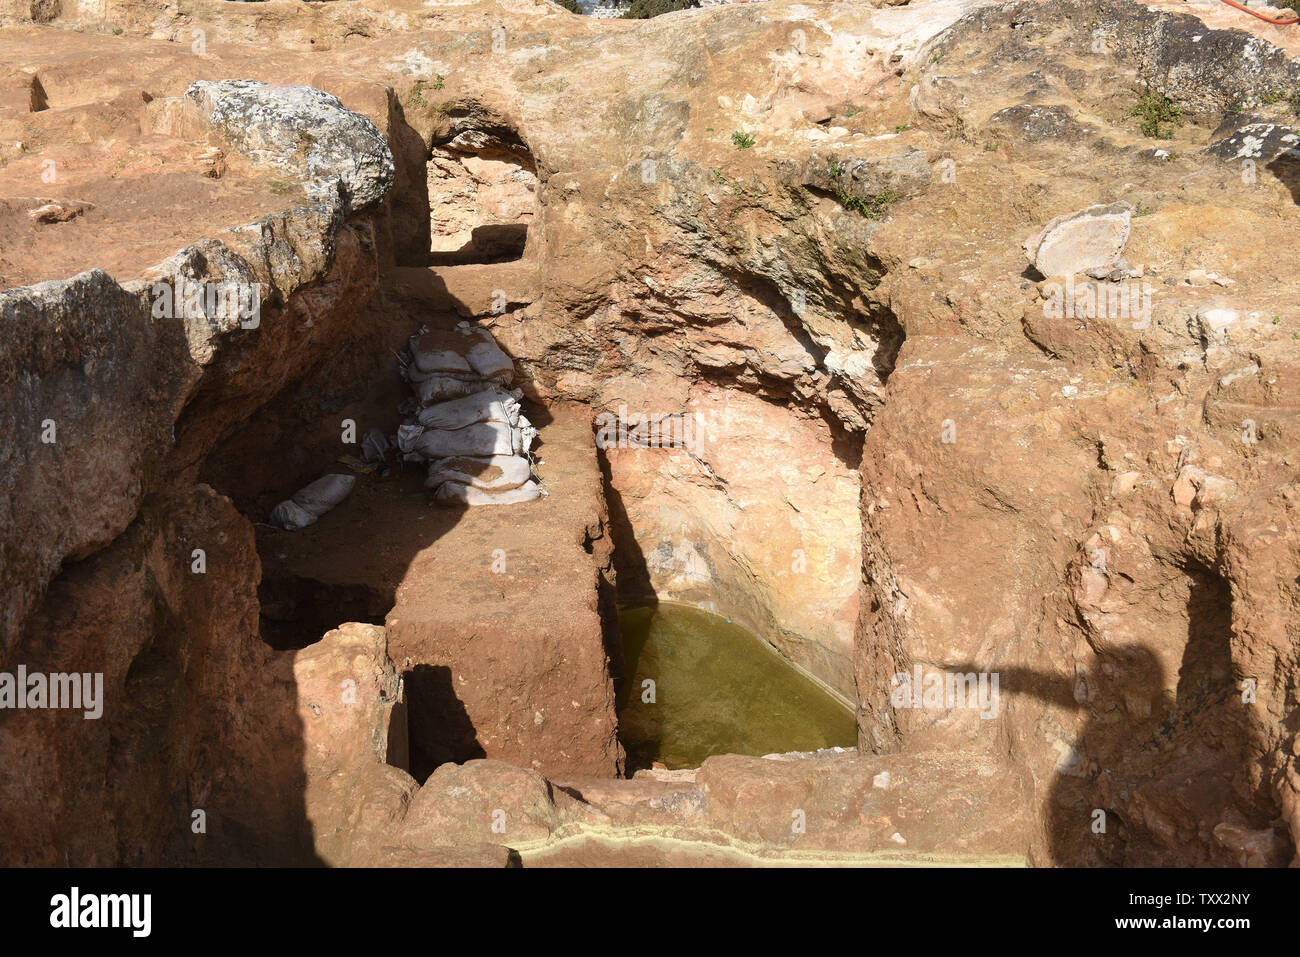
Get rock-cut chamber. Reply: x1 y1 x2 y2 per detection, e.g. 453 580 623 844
615 602 857 770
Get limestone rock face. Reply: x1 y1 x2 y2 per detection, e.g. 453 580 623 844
849 0 1300 867
1207 121 1300 163
603 386 862 701
294 623 410 866
397 760 564 848
0 485 314 866
0 270 187 657
0 67 396 864
185 80 395 214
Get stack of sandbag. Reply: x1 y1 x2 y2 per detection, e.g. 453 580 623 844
270 473 356 530
397 322 543 506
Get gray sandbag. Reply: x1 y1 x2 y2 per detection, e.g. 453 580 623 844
269 500 316 530
434 478 543 506
466 337 514 382
426 454 532 492
416 388 516 431
414 349 472 375
413 421 515 459
270 473 356 530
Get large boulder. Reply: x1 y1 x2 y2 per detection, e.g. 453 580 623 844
185 79 395 214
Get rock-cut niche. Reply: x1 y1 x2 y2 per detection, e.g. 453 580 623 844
426 137 537 266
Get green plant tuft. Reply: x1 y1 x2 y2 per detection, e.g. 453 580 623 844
834 185 900 220
1132 88 1183 140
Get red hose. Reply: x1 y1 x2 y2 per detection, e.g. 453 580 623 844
1218 0 1299 25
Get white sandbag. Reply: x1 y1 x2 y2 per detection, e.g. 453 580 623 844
414 349 472 374
269 500 317 531
412 373 483 406
410 333 473 374
465 338 514 382
416 389 515 431
270 473 356 530
413 421 515 459
294 473 356 515
434 479 543 506
426 454 532 492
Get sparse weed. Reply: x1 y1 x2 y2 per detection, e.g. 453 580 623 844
834 185 899 220
1132 88 1183 139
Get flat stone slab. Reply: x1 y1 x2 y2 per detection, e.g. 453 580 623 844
1024 202 1132 278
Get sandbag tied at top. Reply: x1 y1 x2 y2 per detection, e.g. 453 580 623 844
425 454 533 492
270 473 356 531
395 322 539 507
434 478 543 507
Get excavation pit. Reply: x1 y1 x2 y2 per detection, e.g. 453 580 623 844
252 402 625 781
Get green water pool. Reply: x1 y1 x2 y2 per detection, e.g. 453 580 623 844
615 602 857 770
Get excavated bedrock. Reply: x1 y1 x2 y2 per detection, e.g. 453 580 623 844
0 0 1298 869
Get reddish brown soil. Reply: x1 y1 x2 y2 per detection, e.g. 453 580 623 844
0 166 302 290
